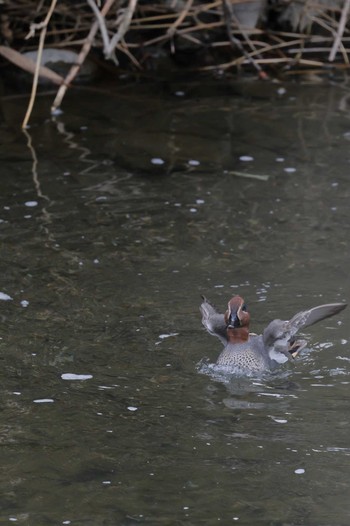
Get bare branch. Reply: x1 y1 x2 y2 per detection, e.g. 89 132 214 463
22 0 59 128
329 0 350 61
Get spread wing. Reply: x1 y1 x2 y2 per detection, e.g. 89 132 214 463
288 303 347 333
263 302 347 352
200 296 227 345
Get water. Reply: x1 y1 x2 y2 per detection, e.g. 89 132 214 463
0 78 350 524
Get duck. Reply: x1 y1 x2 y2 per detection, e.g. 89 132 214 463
200 295 347 374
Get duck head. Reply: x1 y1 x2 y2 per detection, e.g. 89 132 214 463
224 295 250 342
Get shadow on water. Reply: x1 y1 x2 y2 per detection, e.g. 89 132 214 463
0 78 350 524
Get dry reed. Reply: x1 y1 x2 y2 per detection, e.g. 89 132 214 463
2 0 350 123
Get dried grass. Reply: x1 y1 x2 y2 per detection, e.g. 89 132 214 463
2 0 350 123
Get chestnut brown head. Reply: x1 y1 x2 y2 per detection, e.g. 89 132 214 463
224 295 250 329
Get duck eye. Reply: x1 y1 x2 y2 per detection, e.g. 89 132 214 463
242 304 247 312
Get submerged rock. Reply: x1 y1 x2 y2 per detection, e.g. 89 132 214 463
22 48 98 84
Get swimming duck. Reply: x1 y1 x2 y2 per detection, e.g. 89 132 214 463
200 295 347 374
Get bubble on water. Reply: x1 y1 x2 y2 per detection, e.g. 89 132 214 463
188 159 200 166
158 333 179 339
21 300 29 308
52 107 63 116
61 373 93 381
151 158 165 165
33 398 54 403
239 155 254 162
25 201 38 207
127 406 138 411
294 468 305 474
284 167 296 173
0 292 12 301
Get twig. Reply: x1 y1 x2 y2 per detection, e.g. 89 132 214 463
166 0 193 38
221 0 268 79
51 0 116 113
143 20 223 47
116 40 142 68
312 13 349 64
22 0 59 128
107 0 138 55
329 0 350 61
85 0 138 63
200 38 324 71
229 171 269 181
86 0 118 63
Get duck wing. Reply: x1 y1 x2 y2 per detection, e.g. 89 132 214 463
288 302 347 333
263 302 347 358
200 296 227 345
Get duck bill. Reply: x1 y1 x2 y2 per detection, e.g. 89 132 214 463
289 339 307 359
228 311 241 329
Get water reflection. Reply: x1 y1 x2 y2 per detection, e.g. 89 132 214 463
0 80 350 524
